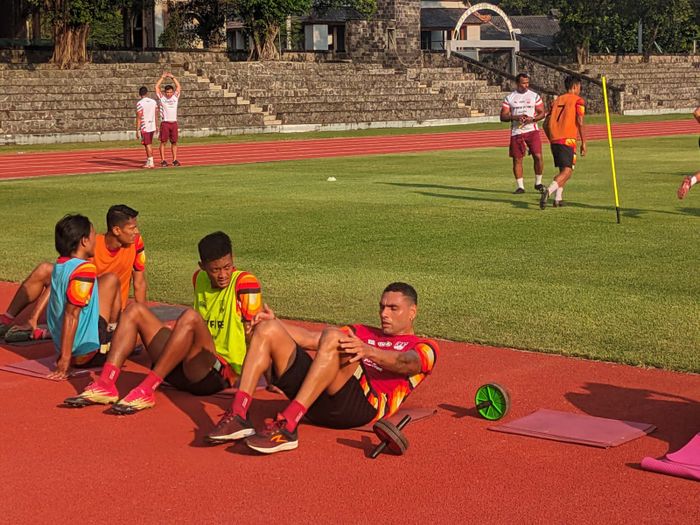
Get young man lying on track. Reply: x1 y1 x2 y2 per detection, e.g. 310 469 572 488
206 282 438 454
47 214 121 380
65 231 262 414
0 205 147 342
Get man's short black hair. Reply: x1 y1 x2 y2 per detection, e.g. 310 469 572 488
515 72 529 82
383 282 418 305
139 86 148 97
564 75 581 91
198 231 233 263
55 214 92 257
106 204 139 230
164 84 174 91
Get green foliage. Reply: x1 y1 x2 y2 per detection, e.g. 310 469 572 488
497 0 700 57
89 9 124 48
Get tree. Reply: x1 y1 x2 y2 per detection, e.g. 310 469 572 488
159 0 233 49
28 0 111 67
626 0 698 55
29 0 155 67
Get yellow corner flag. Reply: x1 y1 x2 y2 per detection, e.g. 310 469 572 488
602 76 622 223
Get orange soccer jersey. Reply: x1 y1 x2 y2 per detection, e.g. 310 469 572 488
548 93 585 145
92 234 146 307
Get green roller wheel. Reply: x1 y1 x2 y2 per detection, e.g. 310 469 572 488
474 383 510 421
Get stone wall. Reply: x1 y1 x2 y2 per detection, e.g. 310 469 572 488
346 0 421 65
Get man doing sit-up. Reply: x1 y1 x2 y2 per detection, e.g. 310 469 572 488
65 231 262 413
207 282 439 454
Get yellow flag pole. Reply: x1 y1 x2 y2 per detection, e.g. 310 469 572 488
602 76 621 224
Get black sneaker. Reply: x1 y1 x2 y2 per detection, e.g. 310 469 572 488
160 160 168 167
553 200 565 208
539 189 550 210
206 410 255 442
534 184 545 193
245 416 298 454
513 187 525 194
172 160 181 167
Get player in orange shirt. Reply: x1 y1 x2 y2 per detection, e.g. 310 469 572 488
676 106 700 199
541 76 587 209
0 205 147 342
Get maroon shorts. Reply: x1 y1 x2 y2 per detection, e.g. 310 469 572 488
140 131 154 146
160 121 178 144
509 130 542 159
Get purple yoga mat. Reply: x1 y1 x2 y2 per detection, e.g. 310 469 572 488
489 409 655 448
0 355 95 380
640 433 700 482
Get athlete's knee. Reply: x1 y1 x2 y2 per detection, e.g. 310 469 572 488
175 308 205 331
26 262 53 284
317 327 344 355
122 302 149 321
250 319 286 344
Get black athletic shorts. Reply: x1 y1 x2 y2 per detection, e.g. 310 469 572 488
72 316 110 368
551 143 575 168
149 327 230 396
272 346 377 429
164 361 229 396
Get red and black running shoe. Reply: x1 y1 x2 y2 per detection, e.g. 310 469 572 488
245 416 298 454
206 410 255 443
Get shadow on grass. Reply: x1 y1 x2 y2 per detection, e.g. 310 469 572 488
565 382 700 456
380 182 696 217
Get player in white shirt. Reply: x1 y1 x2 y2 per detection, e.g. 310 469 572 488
136 86 158 168
155 72 182 167
500 73 546 194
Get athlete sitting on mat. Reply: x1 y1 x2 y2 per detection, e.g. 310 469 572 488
47 214 122 380
65 231 262 414
0 205 147 342
206 282 439 455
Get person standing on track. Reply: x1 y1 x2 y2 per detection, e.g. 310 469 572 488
541 75 587 209
500 73 546 194
155 72 182 167
677 106 700 199
206 282 439 455
136 86 158 169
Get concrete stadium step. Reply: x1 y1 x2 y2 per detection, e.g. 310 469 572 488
268 99 462 113
278 107 474 125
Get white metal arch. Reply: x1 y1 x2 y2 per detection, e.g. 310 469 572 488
451 2 516 41
446 2 520 73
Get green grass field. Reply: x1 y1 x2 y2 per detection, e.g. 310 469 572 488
0 112 690 155
0 134 698 372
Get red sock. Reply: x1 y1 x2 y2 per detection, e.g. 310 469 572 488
281 400 307 432
232 390 252 419
138 370 163 393
99 363 120 385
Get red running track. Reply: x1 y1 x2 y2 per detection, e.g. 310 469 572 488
0 119 696 180
0 281 698 524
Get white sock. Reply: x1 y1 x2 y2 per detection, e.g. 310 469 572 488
536 175 543 186
517 178 525 190
555 187 564 201
148 157 154 165
691 175 698 186
547 181 559 195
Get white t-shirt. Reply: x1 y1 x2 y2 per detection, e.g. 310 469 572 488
159 92 180 122
502 89 544 136
136 97 157 133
